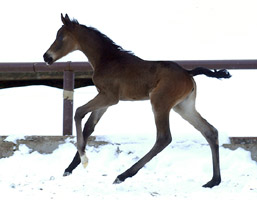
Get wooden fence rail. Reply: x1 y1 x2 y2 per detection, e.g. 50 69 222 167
1 60 257 135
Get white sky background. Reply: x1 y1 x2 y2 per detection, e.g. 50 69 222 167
1 0 257 137
1 0 257 61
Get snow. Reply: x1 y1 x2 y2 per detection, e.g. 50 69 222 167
1 0 257 198
4 135 26 144
0 135 256 199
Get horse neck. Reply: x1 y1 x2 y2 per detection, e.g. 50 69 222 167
74 25 137 69
74 27 103 68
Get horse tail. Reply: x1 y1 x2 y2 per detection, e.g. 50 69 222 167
188 67 231 79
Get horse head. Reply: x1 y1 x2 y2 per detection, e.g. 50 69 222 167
43 14 79 65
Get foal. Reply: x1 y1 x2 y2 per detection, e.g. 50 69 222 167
44 14 231 188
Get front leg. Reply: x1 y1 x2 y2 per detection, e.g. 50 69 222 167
63 108 108 176
74 92 118 168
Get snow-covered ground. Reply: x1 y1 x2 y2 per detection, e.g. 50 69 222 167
0 135 256 200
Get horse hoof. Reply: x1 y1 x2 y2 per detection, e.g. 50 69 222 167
80 154 89 168
63 171 72 177
113 177 123 184
202 178 221 188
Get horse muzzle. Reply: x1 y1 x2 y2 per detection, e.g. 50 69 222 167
43 53 54 65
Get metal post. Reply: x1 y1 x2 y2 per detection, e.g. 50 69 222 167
63 70 75 135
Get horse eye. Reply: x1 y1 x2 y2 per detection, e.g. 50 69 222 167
57 35 63 41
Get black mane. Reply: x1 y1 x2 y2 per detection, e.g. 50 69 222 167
88 26 133 54
71 19 134 56
71 18 79 25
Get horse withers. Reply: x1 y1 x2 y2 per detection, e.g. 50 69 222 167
43 14 231 188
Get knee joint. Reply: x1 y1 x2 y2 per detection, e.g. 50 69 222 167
205 127 219 144
74 108 86 121
157 134 172 147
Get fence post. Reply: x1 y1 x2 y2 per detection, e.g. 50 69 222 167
63 70 75 135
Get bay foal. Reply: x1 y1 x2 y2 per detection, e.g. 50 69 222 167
44 14 231 188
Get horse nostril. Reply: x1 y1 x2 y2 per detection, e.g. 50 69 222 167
43 53 54 65
43 53 49 61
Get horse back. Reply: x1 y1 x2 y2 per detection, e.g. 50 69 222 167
92 59 193 101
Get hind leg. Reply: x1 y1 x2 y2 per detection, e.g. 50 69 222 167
173 90 221 188
114 108 172 184
63 108 108 176
113 83 175 183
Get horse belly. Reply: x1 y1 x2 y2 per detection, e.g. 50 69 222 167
119 84 151 101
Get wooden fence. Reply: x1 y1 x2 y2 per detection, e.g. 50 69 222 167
1 60 257 135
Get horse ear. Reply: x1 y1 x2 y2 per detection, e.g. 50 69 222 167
65 14 70 22
61 13 65 24
61 13 71 26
